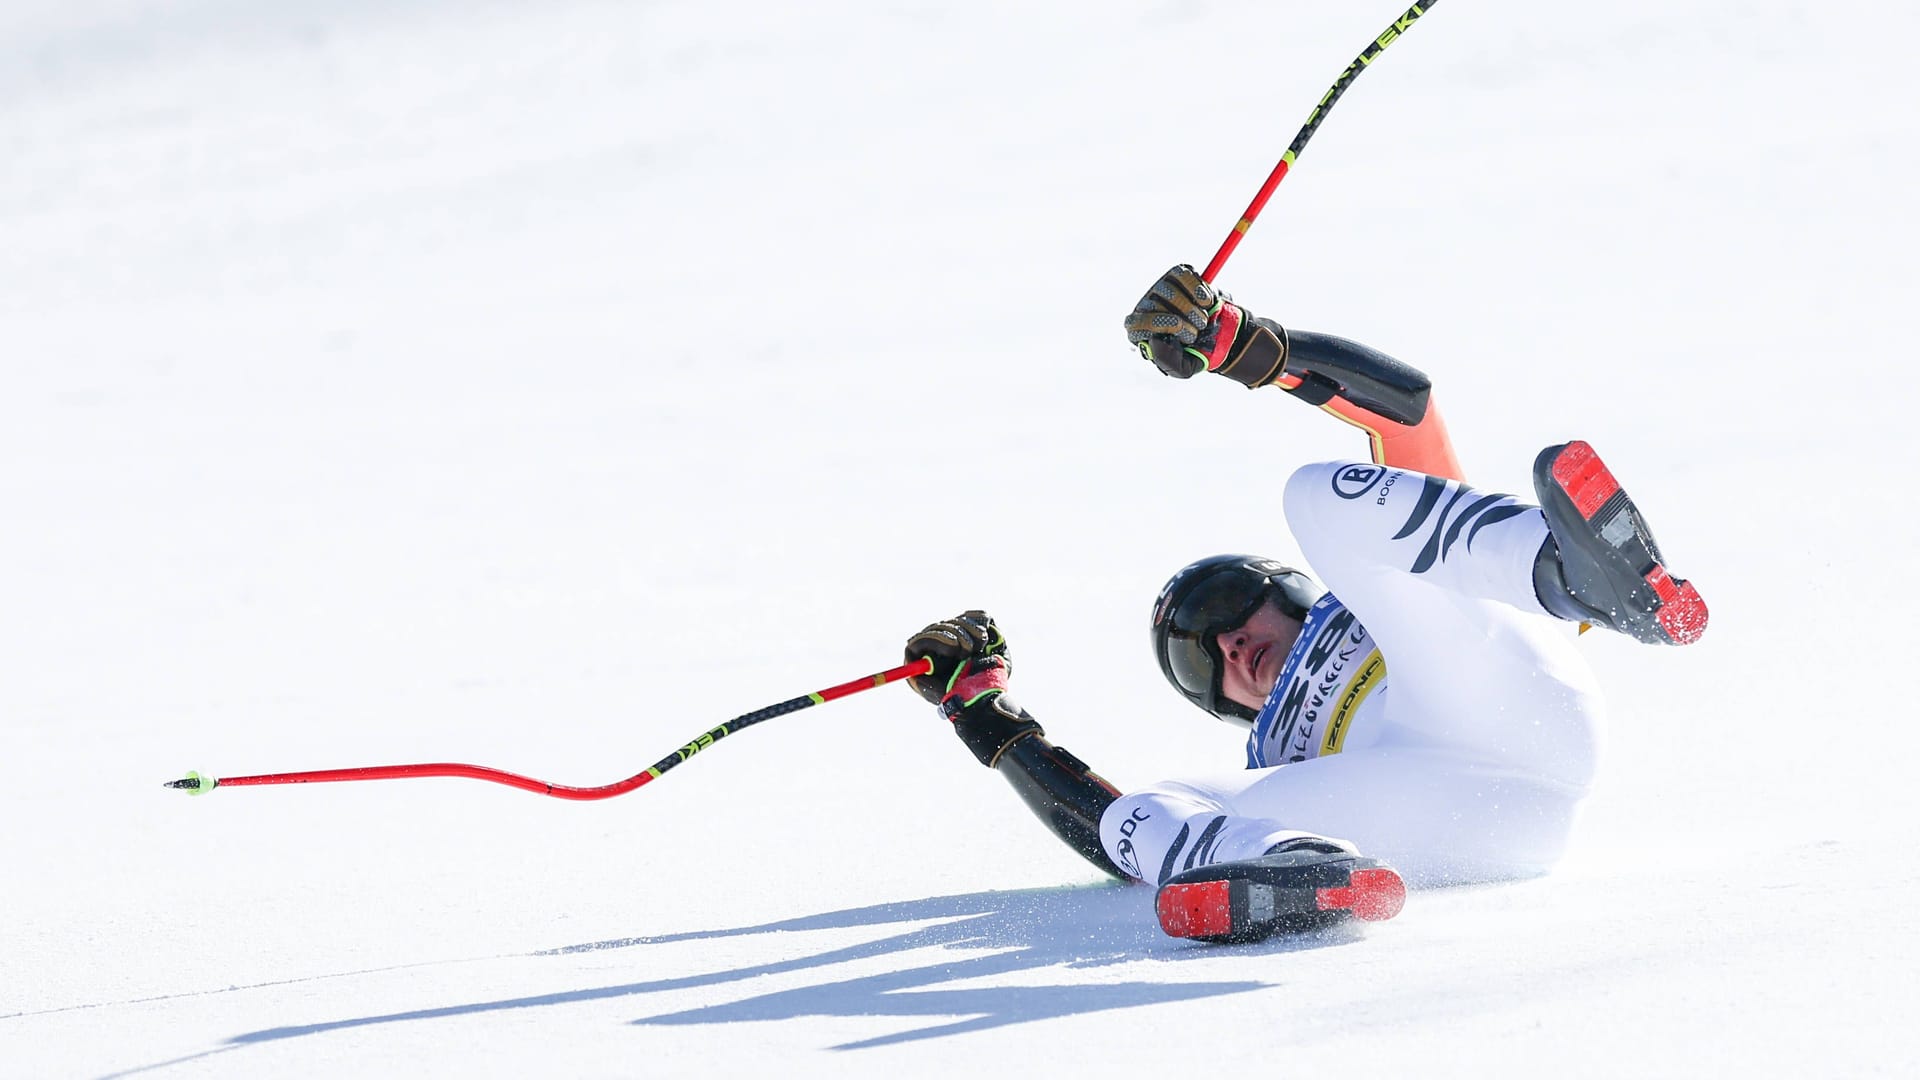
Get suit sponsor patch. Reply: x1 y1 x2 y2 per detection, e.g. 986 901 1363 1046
1247 594 1386 768
1331 464 1386 500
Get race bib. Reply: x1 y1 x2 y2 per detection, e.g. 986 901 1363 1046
1247 593 1387 767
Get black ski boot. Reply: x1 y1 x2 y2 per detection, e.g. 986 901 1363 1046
1154 839 1406 944
1531 440 1708 646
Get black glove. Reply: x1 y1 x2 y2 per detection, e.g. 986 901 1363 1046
904 610 1006 703
1123 265 1289 389
904 611 1043 768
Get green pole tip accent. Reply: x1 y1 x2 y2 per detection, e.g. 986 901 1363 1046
166 770 218 795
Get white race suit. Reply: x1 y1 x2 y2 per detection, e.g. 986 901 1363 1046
1100 459 1606 887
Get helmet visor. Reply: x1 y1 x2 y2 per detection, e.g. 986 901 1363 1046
1161 573 1274 698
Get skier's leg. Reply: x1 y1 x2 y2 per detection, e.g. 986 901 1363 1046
1100 780 1349 886
1282 461 1604 790
1104 750 1584 890
1281 450 1708 645
1216 749 1586 885
1105 750 1580 940
1283 459 1554 616
1102 771 1409 941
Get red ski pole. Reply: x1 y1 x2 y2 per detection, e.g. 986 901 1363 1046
165 657 933 801
1200 1 1440 283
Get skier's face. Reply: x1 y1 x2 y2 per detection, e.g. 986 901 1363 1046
1214 599 1305 713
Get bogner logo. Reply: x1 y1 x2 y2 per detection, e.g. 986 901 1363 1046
1375 470 1401 506
1332 465 1385 500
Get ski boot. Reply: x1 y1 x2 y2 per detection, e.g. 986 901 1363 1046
1531 440 1708 645
1154 839 1406 944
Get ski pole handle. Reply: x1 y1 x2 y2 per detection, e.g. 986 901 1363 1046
166 657 934 801
1200 0 1439 283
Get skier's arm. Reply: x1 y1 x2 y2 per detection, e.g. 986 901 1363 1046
904 613 1127 880
1266 325 1465 482
990 735 1124 879
1125 265 1466 482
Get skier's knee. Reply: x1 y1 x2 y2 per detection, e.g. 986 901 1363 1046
1100 789 1221 883
1101 787 1327 885
1284 459 1382 521
1281 459 1376 553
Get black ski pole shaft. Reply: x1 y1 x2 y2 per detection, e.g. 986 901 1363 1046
1202 1 1441 282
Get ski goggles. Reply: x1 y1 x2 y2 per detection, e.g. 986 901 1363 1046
1158 561 1322 719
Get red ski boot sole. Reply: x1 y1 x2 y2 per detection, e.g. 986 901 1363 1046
1535 441 1708 646
1155 859 1406 943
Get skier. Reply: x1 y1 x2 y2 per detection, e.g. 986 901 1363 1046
904 265 1708 943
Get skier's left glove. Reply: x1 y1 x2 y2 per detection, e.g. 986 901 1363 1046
1123 264 1289 389
905 612 1044 768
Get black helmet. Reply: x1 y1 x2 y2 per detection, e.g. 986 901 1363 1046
1151 554 1324 727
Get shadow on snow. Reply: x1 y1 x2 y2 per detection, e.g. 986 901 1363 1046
218 882 1363 1053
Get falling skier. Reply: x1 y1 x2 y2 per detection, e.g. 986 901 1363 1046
904 265 1709 943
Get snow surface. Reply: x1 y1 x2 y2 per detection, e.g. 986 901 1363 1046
5 0 1918 1075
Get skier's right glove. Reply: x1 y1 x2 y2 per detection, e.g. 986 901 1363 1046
1123 264 1290 389
905 611 1044 768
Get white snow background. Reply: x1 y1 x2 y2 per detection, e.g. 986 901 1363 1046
4 0 1917 1075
